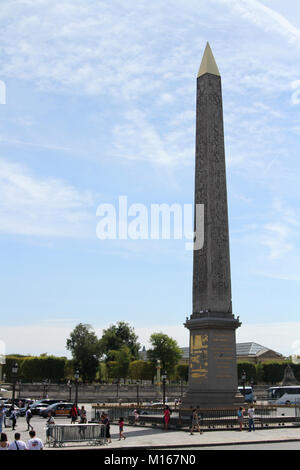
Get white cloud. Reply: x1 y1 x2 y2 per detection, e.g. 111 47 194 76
218 0 300 44
0 158 94 237
112 109 194 167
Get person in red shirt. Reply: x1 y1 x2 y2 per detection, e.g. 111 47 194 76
70 404 78 424
118 417 126 440
163 406 171 431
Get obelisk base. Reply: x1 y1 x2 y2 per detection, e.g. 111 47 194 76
182 313 243 409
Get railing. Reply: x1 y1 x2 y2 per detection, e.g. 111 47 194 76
47 423 106 447
91 404 300 431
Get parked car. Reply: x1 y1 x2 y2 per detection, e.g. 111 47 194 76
40 402 74 418
26 399 62 415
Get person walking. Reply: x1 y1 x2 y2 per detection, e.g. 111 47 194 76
133 409 139 425
237 407 245 431
70 403 78 424
27 430 44 450
248 405 255 432
46 412 55 445
8 433 27 450
163 405 171 431
2 405 8 428
79 406 87 424
0 433 9 450
9 407 17 431
0 406 4 434
190 407 203 435
25 406 33 431
101 413 112 443
118 417 126 440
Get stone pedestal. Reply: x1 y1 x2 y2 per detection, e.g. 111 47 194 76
182 313 243 409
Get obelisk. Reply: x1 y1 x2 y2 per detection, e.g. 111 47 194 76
183 43 241 408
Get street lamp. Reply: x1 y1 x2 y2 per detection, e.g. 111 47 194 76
11 363 18 406
43 379 48 398
156 360 161 397
74 370 79 407
162 372 167 406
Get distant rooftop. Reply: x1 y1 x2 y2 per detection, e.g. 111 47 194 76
237 342 268 357
140 342 283 360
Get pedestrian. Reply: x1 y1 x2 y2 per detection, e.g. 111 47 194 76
8 433 27 450
237 407 245 431
25 406 33 431
133 409 139 425
163 405 171 431
2 404 8 428
27 430 44 450
248 404 255 432
0 433 9 450
0 406 4 434
79 406 87 424
9 406 17 431
118 417 126 440
102 413 112 443
190 407 203 435
46 412 55 444
70 403 78 424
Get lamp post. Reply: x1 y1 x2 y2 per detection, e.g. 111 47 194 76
156 360 161 398
11 363 18 406
67 380 72 402
162 372 167 406
74 370 79 407
43 379 49 398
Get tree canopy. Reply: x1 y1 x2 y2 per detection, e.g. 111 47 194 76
147 332 182 375
66 323 102 382
99 321 140 361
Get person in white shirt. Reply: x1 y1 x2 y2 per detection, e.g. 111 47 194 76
248 405 255 432
27 430 44 450
46 412 55 444
8 433 27 450
25 406 33 431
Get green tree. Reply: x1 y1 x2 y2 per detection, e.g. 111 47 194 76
237 362 257 384
99 322 140 361
108 345 132 382
66 323 102 382
176 363 189 382
147 332 182 376
129 360 156 381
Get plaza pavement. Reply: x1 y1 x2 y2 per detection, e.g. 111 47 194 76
2 411 300 450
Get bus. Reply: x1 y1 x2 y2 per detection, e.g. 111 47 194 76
268 386 300 405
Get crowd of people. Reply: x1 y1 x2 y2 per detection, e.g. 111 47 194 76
0 431 44 451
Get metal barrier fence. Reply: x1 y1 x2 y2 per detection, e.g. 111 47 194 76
92 404 300 431
47 423 106 447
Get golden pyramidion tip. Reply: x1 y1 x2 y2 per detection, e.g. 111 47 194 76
197 42 220 78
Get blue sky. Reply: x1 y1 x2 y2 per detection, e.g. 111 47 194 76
1 0 300 357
